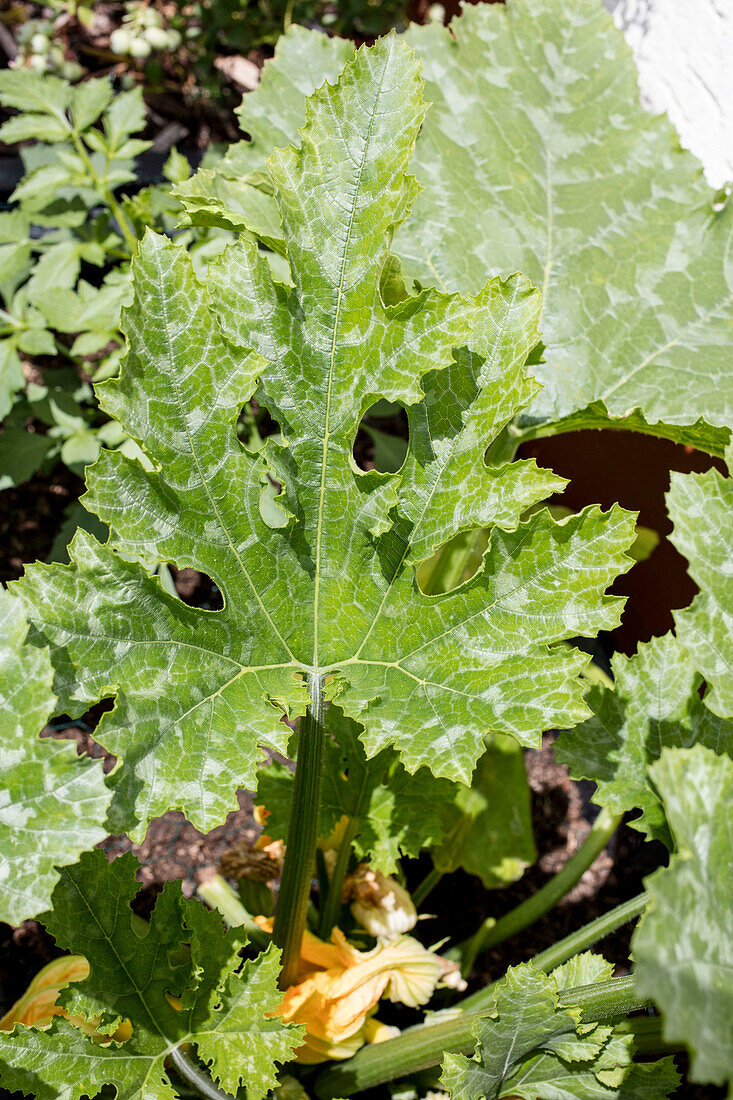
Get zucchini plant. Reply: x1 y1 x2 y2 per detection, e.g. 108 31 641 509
0 2 731 1098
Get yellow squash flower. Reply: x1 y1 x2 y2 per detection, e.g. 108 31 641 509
0 954 131 1042
257 917 445 1063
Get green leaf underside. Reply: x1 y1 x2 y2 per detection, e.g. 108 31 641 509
201 1 733 454
430 735 536 889
15 37 635 839
257 709 535 883
556 632 733 846
0 850 300 1100
439 963 679 1099
633 746 733 1090
0 589 112 924
667 469 733 717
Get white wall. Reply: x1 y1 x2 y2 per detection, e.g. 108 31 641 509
604 0 733 188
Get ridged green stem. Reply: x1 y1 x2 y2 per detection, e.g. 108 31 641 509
315 891 648 1097
273 673 326 989
461 806 622 974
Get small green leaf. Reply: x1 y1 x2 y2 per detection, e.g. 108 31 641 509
103 87 147 150
551 952 614 991
440 963 679 1100
0 591 112 924
667 468 733 718
0 114 70 144
0 340 25 420
555 632 733 845
633 745 733 1091
0 428 54 490
27 241 84 301
0 69 70 119
70 77 114 132
440 965 605 1099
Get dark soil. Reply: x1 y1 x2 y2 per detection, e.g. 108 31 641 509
1 466 84 585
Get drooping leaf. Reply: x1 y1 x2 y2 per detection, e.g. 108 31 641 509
0 589 112 924
440 963 678 1100
667 468 733 718
15 38 635 843
208 2 733 453
431 735 536 889
0 849 301 1100
555 632 733 845
633 745 733 1091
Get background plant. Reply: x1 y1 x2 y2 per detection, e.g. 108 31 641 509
0 68 233 517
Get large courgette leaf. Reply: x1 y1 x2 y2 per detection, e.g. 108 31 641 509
13 38 635 840
0 849 300 1099
0 588 111 924
188 1 733 453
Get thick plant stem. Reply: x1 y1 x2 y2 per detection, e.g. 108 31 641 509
314 892 648 1097
460 806 622 975
316 974 650 1098
273 673 326 989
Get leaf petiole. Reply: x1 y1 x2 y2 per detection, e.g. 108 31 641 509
459 805 622 974
315 891 648 1096
273 673 326 988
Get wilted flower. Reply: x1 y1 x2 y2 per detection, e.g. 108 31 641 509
256 917 444 1063
219 840 282 884
343 865 417 939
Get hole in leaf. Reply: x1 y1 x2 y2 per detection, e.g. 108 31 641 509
162 565 224 611
237 398 282 450
417 528 489 596
353 401 408 472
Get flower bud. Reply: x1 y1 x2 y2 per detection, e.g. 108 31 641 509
145 25 172 50
110 27 132 54
344 865 417 939
128 36 152 59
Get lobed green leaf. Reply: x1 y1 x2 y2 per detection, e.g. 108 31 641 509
0 849 301 1099
0 590 112 924
633 745 733 1090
